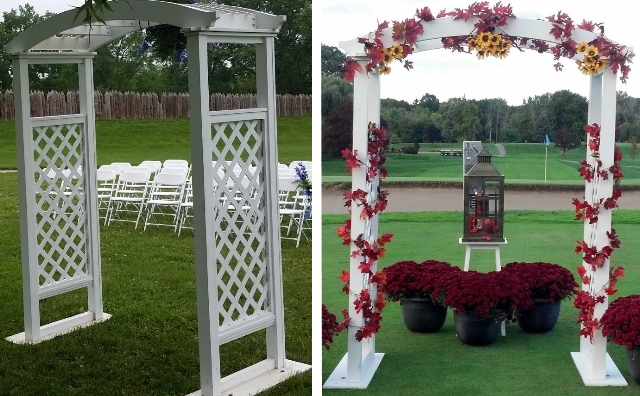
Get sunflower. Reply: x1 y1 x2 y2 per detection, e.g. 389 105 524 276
378 65 391 75
467 38 477 51
476 50 487 60
381 48 394 64
490 33 500 45
479 32 491 45
594 58 607 73
576 41 588 54
586 45 599 57
390 44 404 60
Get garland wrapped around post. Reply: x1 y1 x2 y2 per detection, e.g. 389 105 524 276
572 122 624 340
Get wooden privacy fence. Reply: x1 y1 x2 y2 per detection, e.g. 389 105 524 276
0 90 312 121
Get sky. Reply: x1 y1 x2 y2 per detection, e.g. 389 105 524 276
320 0 640 105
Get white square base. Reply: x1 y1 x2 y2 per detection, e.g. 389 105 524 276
323 352 384 389
571 352 628 386
6 313 112 344
186 359 310 396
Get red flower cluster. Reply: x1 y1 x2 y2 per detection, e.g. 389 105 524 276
380 260 460 303
502 262 578 303
441 270 532 320
322 304 349 350
572 122 625 342
601 295 640 349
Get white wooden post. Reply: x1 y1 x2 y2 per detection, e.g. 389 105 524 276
186 32 222 396
256 36 287 369
79 55 105 321
324 59 384 389
571 69 626 386
13 55 40 341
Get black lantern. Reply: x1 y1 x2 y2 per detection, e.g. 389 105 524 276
462 147 505 242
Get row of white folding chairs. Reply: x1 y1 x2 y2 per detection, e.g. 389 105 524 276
98 165 189 229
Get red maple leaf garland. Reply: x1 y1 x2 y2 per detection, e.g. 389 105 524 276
336 122 393 341
572 122 625 342
343 3 633 84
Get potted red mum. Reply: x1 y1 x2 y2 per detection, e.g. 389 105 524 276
600 295 640 383
380 260 460 333
502 262 578 333
437 270 532 346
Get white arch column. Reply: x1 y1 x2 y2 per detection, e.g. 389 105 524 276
7 52 108 344
571 69 626 386
324 58 384 389
185 30 309 396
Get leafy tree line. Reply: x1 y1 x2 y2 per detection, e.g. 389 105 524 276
0 1 310 95
321 44 640 158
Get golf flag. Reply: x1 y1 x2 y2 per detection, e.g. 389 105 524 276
545 134 551 146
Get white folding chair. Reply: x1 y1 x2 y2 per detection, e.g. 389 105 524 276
110 162 131 172
96 169 117 224
107 169 151 228
278 176 309 247
177 177 193 236
139 160 162 176
144 172 186 231
163 159 189 169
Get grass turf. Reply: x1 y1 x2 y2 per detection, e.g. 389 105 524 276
0 115 311 169
0 115 311 395
322 143 640 185
322 210 640 395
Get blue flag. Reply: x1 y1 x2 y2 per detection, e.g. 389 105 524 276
545 134 551 146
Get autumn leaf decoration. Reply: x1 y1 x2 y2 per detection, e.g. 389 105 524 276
572 123 625 343
344 2 633 83
335 122 393 341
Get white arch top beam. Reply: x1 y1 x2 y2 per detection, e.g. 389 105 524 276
339 16 629 60
6 0 286 54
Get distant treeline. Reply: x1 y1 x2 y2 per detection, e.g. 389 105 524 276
0 91 312 121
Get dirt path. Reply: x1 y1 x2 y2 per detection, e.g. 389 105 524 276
322 186 640 214
495 143 506 157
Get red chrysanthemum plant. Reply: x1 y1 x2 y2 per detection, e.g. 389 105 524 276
572 122 625 342
344 3 634 84
332 122 393 342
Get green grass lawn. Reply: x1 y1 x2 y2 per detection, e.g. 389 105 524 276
322 143 640 185
0 115 311 169
0 115 311 395
322 210 640 395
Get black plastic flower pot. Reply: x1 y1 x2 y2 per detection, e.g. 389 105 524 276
400 297 447 333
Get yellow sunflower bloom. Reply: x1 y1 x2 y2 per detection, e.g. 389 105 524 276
382 48 394 64
479 32 491 45
576 42 588 54
476 50 487 60
594 58 607 73
467 38 477 51
379 65 391 75
586 45 599 57
390 44 404 60
490 33 501 45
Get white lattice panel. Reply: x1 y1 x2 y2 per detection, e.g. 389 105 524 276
32 123 88 291
211 119 268 329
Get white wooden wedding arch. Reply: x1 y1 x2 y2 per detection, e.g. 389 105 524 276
5 1 310 395
325 13 629 389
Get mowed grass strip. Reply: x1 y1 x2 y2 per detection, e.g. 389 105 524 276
322 142 640 184
0 115 311 169
322 211 640 395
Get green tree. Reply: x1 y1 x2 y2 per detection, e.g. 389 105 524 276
321 75 352 118
545 90 588 144
321 44 346 77
413 93 440 112
440 98 480 142
533 114 550 144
